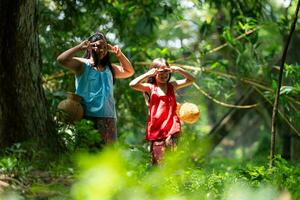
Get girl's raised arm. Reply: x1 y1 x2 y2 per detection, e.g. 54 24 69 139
109 44 135 79
129 68 157 92
170 66 195 90
57 41 90 75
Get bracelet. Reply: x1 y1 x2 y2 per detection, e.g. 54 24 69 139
116 52 123 59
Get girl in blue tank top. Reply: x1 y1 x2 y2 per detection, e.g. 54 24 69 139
57 32 134 144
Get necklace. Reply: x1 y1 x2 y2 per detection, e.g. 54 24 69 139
93 65 105 72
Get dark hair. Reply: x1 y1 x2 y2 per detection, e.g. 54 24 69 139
84 32 115 83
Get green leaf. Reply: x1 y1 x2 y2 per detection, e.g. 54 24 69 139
280 86 295 95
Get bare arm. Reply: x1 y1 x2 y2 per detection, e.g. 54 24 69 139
56 41 90 75
109 44 134 79
170 66 195 90
129 68 157 92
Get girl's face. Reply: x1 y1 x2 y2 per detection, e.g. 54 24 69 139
156 66 170 83
91 39 108 59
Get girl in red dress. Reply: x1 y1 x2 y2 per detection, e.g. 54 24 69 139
129 58 195 165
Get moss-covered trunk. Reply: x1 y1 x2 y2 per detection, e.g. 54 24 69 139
0 1 61 152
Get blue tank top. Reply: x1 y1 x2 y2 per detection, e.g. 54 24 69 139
75 62 116 118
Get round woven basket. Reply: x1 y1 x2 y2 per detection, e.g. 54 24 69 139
178 102 200 124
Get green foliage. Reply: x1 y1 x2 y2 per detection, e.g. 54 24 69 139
238 165 269 184
0 157 17 174
40 0 300 144
56 119 101 152
1 143 299 199
4 0 297 198
70 144 300 200
74 120 101 151
272 155 300 197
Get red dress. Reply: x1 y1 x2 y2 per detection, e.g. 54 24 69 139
146 83 181 141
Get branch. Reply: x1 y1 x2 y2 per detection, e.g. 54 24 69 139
254 87 300 137
193 83 259 109
42 71 73 83
208 27 259 54
173 64 300 106
171 27 260 63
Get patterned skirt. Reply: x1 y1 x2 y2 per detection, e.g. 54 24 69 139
85 116 117 145
150 132 179 165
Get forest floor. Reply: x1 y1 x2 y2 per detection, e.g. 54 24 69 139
0 149 300 200
0 169 73 199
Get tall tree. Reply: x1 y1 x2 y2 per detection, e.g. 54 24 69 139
0 1 61 151
269 0 300 168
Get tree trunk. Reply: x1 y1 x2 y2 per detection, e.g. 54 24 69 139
276 117 292 160
291 135 300 161
204 99 218 126
281 134 291 160
0 1 61 152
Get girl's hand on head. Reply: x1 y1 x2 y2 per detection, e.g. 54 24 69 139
169 66 181 73
78 40 91 51
146 68 158 77
108 44 122 57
